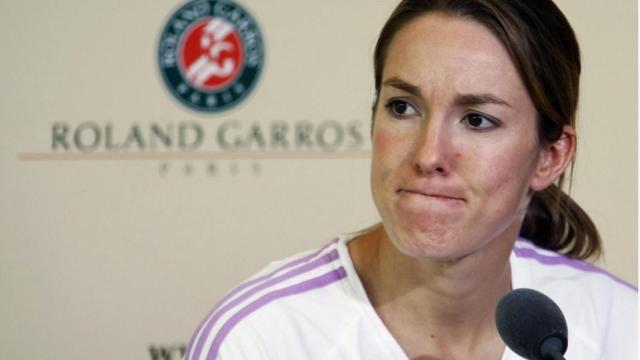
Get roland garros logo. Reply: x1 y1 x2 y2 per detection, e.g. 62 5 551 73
158 0 264 113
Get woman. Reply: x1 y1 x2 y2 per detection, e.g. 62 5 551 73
186 1 637 359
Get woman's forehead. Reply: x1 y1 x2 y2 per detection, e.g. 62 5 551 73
382 13 529 108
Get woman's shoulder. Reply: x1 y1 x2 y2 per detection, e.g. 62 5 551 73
184 236 356 360
511 238 637 359
512 237 637 295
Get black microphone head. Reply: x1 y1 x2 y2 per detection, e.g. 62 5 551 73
495 288 568 360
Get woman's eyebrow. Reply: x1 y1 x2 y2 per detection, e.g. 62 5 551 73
455 93 512 108
382 77 512 109
382 77 422 97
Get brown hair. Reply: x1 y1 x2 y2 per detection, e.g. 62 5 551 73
373 0 601 260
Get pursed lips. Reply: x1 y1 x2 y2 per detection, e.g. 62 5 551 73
397 188 466 203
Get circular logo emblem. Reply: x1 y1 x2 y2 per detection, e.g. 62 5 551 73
158 0 264 113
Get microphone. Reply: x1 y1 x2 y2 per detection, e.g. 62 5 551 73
495 288 568 360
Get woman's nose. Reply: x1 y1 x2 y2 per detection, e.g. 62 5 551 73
412 118 453 176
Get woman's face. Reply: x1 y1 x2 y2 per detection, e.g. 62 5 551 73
371 13 548 260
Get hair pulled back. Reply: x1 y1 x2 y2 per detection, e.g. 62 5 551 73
373 0 601 260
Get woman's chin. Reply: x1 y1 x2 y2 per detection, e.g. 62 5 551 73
387 229 473 262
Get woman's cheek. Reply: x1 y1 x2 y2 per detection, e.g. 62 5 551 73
373 126 389 150
374 125 409 161
373 128 393 162
483 152 533 207
372 127 405 189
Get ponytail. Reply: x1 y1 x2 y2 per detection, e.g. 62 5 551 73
520 184 601 260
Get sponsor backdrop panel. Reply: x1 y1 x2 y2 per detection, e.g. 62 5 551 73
0 0 635 359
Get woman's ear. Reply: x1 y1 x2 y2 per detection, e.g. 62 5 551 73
530 125 576 191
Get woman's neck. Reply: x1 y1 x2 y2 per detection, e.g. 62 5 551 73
349 225 516 359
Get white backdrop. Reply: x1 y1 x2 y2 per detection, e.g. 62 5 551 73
1 1 636 359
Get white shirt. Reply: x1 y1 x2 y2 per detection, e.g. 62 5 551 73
185 235 638 360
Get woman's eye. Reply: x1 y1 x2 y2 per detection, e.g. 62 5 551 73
463 113 498 130
386 100 418 118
